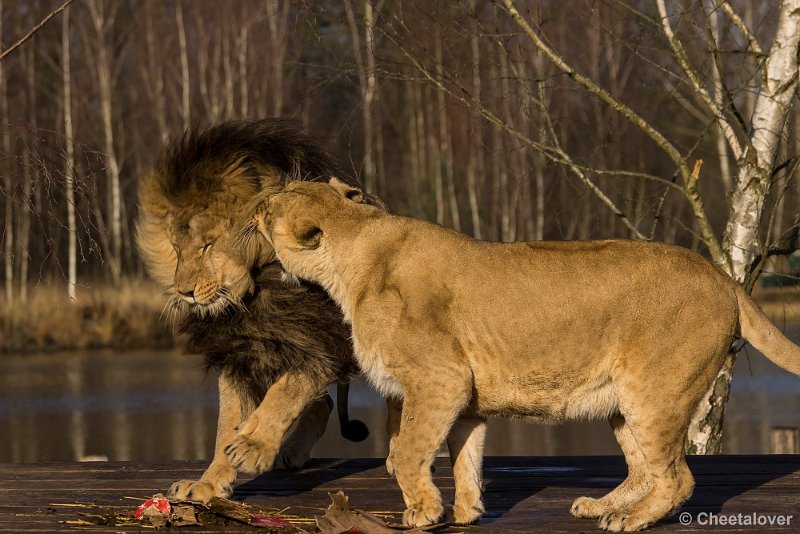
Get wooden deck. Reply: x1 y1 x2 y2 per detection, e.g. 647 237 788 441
1 455 798 532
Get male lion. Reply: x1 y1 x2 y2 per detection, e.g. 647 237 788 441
135 120 373 502
251 179 800 532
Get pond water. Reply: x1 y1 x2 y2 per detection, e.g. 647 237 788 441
1 333 799 462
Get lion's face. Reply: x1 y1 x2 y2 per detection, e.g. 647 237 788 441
137 169 277 320
168 212 255 316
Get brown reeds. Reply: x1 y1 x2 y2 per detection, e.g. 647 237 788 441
0 278 176 353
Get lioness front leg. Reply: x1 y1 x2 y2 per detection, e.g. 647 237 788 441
446 414 487 525
225 371 324 475
385 396 403 477
169 373 241 502
393 383 470 527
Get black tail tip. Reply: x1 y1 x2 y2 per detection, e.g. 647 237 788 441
340 419 369 442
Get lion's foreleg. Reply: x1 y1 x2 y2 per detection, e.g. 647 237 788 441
274 393 333 470
446 415 487 525
385 396 403 477
168 373 240 501
224 371 324 475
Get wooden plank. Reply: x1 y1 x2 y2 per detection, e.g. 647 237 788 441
0 456 798 532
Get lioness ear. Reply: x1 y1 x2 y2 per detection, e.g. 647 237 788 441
328 177 365 203
293 220 323 249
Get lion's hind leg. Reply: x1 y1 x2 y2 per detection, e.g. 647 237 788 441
571 414 650 519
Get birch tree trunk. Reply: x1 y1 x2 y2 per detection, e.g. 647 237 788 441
466 0 483 239
0 0 13 304
176 0 191 131
434 19 460 231
265 0 289 117
686 0 800 454
87 0 122 285
62 6 76 301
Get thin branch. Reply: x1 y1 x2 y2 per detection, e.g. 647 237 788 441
656 0 744 159
719 0 764 58
0 0 75 63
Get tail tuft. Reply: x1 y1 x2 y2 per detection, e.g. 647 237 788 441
340 419 370 442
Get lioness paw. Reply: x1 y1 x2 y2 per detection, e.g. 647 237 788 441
445 503 483 525
402 501 443 527
385 453 396 477
224 436 277 475
598 510 654 532
168 479 230 502
571 496 607 518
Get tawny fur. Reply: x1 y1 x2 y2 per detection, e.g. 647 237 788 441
255 179 800 532
135 120 370 503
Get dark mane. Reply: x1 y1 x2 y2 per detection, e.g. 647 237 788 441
154 119 354 200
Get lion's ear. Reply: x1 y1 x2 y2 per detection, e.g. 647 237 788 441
292 219 323 249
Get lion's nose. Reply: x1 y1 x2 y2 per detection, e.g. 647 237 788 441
177 288 195 300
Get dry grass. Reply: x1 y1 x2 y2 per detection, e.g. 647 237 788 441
0 278 177 353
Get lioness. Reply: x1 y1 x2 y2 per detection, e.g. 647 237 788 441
250 179 800 532
136 120 374 502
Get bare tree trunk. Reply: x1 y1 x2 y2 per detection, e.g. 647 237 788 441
344 0 378 193
0 0 13 304
409 80 425 217
265 0 289 116
87 0 122 285
237 19 249 118
143 2 168 143
222 22 235 119
434 19 459 231
176 0 191 130
466 0 483 239
62 6 76 301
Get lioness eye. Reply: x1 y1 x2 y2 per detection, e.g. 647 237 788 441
201 243 212 255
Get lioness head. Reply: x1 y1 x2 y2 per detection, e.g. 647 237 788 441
136 119 349 318
249 178 381 284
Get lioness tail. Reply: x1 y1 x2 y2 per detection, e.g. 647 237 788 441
737 284 800 376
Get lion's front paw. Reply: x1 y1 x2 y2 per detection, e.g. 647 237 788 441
224 435 277 475
402 501 443 527
599 510 654 532
274 444 310 471
168 479 230 503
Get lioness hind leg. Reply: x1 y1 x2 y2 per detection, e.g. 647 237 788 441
597 414 694 532
571 414 650 519
274 394 333 470
169 373 241 502
446 415 487 525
